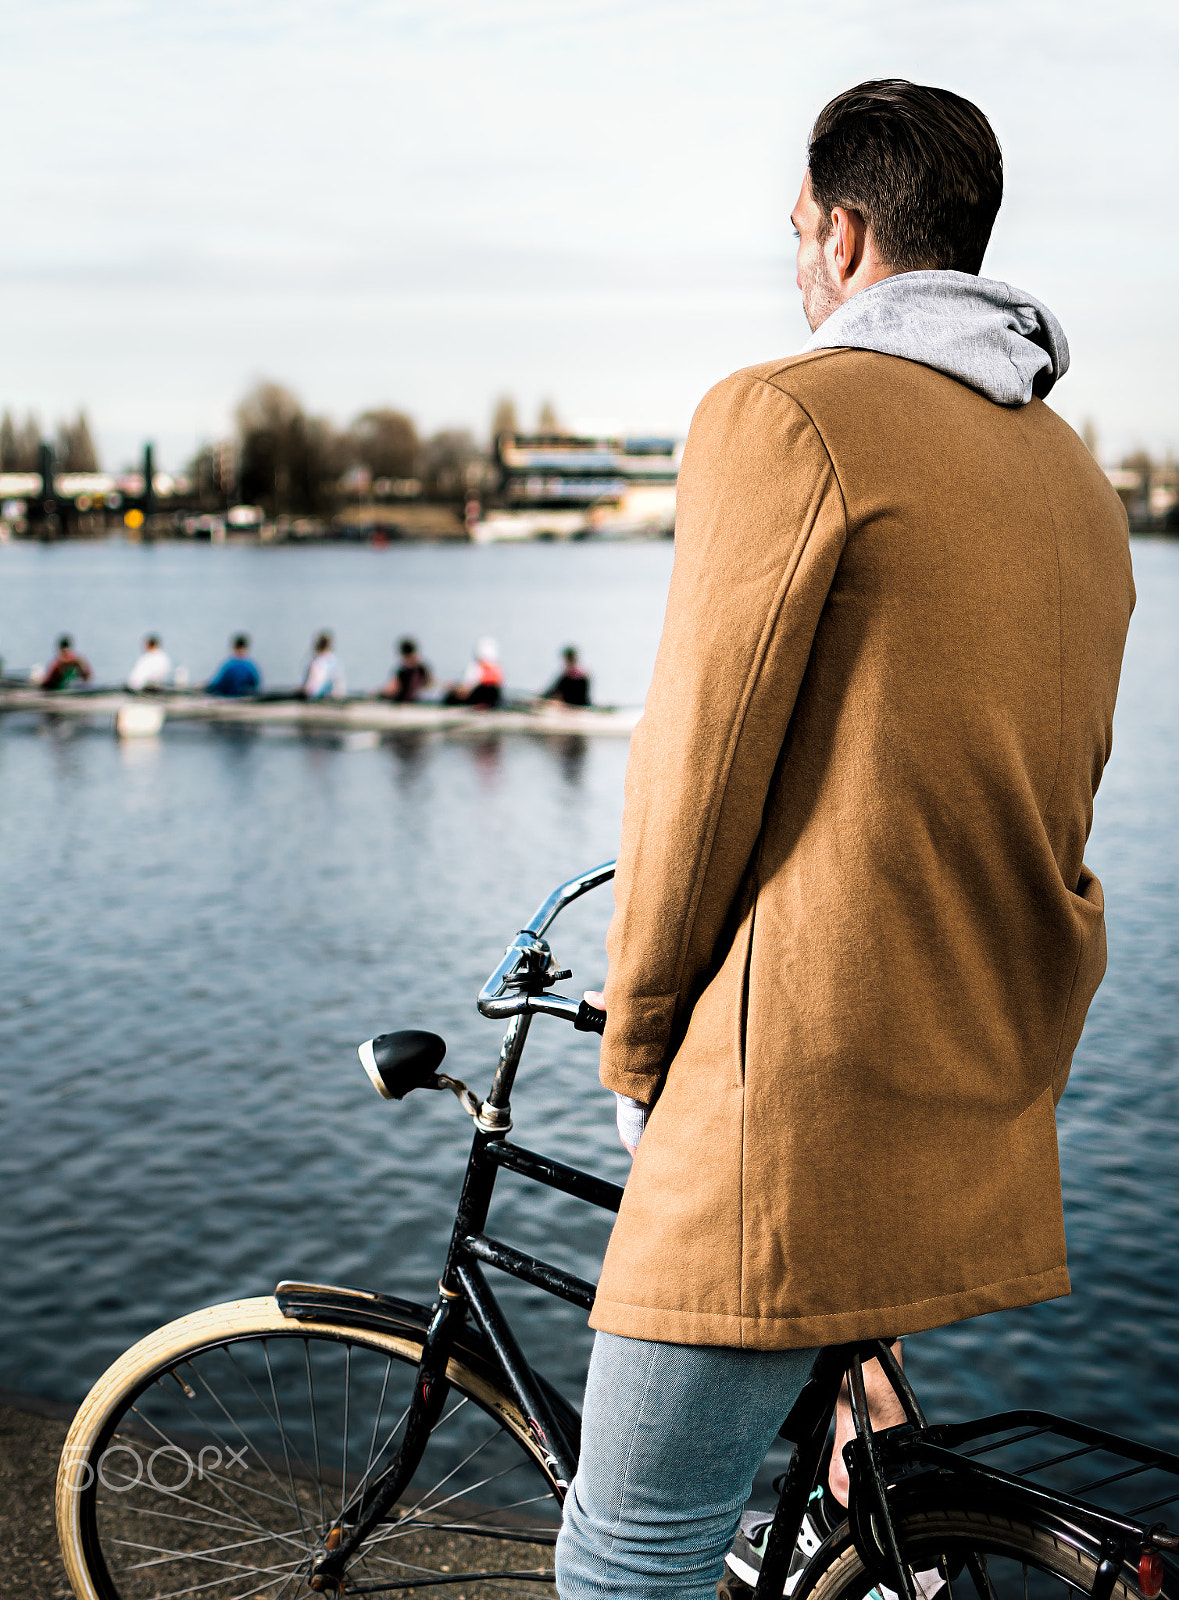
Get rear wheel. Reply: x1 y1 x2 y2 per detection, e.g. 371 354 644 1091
798 1504 1170 1600
56 1296 563 1600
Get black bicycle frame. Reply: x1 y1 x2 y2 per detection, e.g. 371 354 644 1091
308 1112 623 1587
442 1121 624 1490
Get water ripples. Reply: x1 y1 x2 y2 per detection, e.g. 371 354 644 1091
0 538 1175 1458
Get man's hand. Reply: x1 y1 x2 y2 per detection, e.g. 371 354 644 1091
589 991 650 1157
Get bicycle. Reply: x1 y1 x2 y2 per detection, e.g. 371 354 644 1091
55 861 1179 1600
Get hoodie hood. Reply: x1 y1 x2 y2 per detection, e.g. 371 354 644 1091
801 270 1069 406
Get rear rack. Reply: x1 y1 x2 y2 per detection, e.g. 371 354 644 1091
914 1411 1179 1549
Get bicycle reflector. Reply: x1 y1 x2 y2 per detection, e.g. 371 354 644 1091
1140 1553 1165 1598
359 1031 448 1100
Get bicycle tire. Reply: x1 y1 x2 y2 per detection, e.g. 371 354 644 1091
56 1295 563 1600
795 1502 1169 1600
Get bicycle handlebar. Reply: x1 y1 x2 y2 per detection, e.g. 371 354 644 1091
521 858 618 939
477 859 615 1033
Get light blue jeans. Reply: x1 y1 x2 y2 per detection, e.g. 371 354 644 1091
555 1332 819 1600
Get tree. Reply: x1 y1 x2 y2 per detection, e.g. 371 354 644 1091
56 409 99 471
17 414 40 469
421 429 484 501
490 395 519 444
235 381 347 516
537 398 563 434
1117 449 1153 523
0 410 42 471
189 439 237 508
350 409 419 481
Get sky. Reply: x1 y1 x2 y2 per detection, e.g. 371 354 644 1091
2 0 1176 469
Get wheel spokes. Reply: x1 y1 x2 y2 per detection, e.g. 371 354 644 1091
87 1331 559 1600
965 1552 998 1600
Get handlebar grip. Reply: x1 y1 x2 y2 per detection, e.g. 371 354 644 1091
574 1000 607 1035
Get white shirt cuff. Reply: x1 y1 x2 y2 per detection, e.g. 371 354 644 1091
614 1093 649 1149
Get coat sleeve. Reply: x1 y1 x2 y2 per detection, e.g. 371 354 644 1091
600 370 849 1104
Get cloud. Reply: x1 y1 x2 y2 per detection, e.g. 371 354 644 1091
1 0 1175 463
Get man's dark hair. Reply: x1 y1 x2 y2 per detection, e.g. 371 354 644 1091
400 637 418 655
808 80 1002 275
58 634 72 650
232 633 250 651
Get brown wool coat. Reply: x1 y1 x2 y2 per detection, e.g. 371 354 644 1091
591 349 1134 1350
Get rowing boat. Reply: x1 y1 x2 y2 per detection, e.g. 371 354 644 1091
0 687 642 739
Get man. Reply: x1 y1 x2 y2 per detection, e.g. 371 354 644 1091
381 637 434 703
127 634 172 691
555 80 1133 1600
40 635 92 691
543 645 592 707
207 634 262 697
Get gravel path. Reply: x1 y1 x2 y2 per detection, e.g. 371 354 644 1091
0 1395 557 1600
0 1397 74 1600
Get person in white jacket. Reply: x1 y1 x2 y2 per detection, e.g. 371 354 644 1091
127 635 172 691
301 631 346 699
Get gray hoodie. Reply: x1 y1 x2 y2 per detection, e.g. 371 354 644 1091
802 269 1069 407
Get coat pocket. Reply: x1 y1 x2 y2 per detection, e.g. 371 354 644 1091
735 896 758 1085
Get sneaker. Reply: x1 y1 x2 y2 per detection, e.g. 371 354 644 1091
722 1486 945 1600
724 1483 836 1595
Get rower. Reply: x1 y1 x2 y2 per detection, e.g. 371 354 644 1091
39 635 92 691
207 634 262 697
301 632 345 700
542 645 591 707
127 634 173 692
381 638 434 703
444 637 504 709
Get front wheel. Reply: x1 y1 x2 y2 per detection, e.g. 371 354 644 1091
797 1503 1170 1600
56 1296 563 1600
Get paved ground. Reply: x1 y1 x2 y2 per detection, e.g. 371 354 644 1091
0 1397 74 1600
0 1394 556 1600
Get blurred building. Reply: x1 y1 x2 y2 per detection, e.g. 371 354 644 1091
1106 455 1179 531
478 430 682 540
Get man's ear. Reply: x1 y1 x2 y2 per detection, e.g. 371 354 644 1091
828 206 865 281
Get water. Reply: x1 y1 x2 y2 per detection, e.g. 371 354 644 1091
0 538 673 707
0 537 1176 1464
